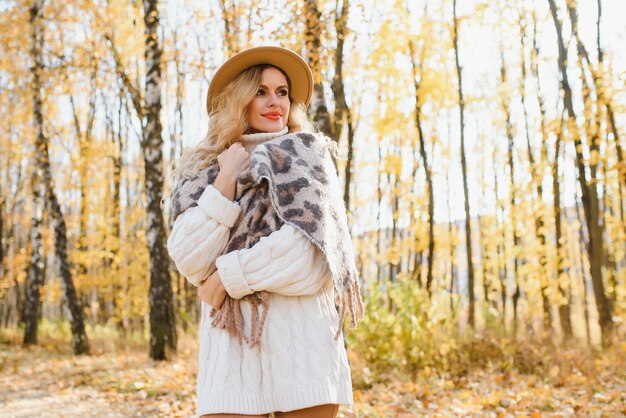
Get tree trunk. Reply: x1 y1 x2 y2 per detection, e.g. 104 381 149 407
143 0 177 360
499 50 521 334
303 0 332 137
518 19 551 332
574 194 592 345
5 190 26 327
69 56 97 318
219 0 240 57
387 161 400 286
553 113 572 338
332 0 355 212
29 0 89 355
453 0 475 327
23 176 45 345
168 28 186 329
567 0 624 284
376 143 383 285
477 131 493 311
493 143 507 326
445 118 458 317
105 91 125 333
571 0 624 222
409 40 435 297
446 173 456 315
547 0 612 345
0 194 4 280
600 158 618 307
531 8 571 338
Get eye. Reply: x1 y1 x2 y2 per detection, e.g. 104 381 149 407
278 89 289 97
256 88 265 96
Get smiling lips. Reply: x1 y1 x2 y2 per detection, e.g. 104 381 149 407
262 112 282 121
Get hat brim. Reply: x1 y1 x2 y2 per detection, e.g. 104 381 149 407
206 46 314 114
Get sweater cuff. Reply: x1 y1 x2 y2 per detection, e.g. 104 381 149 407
197 185 241 227
215 251 253 299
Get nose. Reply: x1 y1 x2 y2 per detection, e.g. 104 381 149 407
267 91 279 107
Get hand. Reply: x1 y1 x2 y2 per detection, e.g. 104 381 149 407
198 270 228 315
217 142 250 180
214 143 250 201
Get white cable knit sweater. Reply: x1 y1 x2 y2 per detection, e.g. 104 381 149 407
166 127 354 416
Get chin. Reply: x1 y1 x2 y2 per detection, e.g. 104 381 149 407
256 122 285 133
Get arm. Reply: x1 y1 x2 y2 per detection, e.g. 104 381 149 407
166 184 242 287
215 224 332 298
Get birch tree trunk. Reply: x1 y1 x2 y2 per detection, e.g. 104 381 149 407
29 0 89 354
1 164 22 328
143 0 177 360
23 175 45 345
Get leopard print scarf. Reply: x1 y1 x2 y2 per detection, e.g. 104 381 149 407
170 131 364 348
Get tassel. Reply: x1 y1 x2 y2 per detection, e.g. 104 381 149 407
253 292 271 348
210 292 272 349
333 280 365 341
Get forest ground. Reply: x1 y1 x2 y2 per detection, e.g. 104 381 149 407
1 327 625 418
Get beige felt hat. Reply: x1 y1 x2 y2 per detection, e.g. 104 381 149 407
206 46 314 114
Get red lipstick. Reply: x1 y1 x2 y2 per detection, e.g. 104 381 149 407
262 112 281 120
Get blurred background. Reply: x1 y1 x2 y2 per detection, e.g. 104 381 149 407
0 0 625 416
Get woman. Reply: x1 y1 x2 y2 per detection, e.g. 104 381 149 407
166 46 363 418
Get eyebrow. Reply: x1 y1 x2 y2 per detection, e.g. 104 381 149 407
259 84 289 89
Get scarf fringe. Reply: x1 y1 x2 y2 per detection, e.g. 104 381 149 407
210 277 364 348
333 277 365 341
210 292 271 349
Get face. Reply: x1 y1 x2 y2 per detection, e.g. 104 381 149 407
246 66 291 133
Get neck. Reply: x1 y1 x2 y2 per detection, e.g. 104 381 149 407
239 127 288 151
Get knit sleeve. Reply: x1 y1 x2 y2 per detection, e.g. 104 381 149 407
166 185 242 287
215 224 331 299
